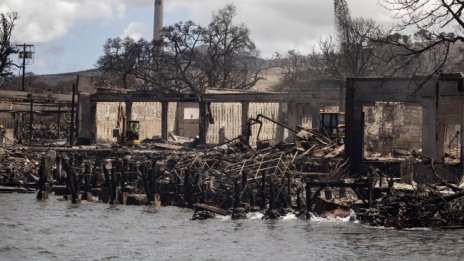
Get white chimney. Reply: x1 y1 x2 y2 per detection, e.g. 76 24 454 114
154 0 163 41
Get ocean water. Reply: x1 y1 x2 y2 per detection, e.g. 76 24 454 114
1 193 463 261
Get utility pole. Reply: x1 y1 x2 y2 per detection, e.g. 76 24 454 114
18 44 34 92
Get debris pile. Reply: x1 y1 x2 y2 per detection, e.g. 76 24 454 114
357 188 464 229
0 147 40 187
354 153 464 229
1 121 463 229
18 120 70 145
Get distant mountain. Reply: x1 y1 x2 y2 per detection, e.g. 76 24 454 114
34 68 103 86
1 68 103 93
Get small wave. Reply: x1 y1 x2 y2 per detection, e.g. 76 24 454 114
105 205 122 211
309 209 357 223
216 215 232 221
281 213 297 220
141 206 158 214
38 250 55 255
247 212 264 220
404 227 431 231
0 245 20 251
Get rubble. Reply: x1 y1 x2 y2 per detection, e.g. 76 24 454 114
1 121 463 229
0 147 41 188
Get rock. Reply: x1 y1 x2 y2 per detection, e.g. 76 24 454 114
231 207 247 220
263 209 281 220
192 210 215 220
53 185 68 196
126 194 146 205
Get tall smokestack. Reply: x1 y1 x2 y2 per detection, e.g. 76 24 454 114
154 0 163 41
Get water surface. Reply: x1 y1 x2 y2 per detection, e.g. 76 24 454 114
1 194 463 260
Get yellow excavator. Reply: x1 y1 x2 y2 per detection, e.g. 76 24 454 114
113 102 140 146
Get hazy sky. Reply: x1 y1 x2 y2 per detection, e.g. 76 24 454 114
0 0 395 75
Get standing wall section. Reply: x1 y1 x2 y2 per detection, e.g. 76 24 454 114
96 102 121 143
206 103 242 144
248 102 280 147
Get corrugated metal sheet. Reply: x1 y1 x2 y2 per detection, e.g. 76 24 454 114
95 101 281 146
132 102 162 140
96 102 121 143
206 103 242 144
96 102 178 143
248 102 280 147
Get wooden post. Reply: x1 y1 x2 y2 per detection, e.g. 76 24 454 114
287 174 291 207
269 180 274 210
202 183 207 203
28 94 33 145
82 163 91 201
121 159 127 194
57 104 61 139
65 155 79 204
184 170 192 208
75 75 80 138
70 84 76 147
260 171 266 209
76 91 80 139
461 100 464 176
251 190 256 207
56 154 62 183
234 180 240 209
161 101 168 141
103 163 114 204
241 102 250 145
140 163 150 204
305 179 311 219
218 127 225 144
198 101 206 144
241 171 248 203
296 188 302 210
36 157 48 200
369 180 374 208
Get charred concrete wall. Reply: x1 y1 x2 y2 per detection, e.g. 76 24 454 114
364 102 423 155
95 102 121 143
346 75 464 172
132 102 163 140
88 81 344 145
437 94 463 163
95 102 177 143
94 101 283 146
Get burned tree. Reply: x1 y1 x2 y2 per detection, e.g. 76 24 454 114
96 5 272 95
376 0 464 78
96 37 151 89
320 0 379 79
278 50 332 89
0 12 19 86
151 4 274 96
279 0 380 85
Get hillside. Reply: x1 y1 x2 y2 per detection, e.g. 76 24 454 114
1 68 103 93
